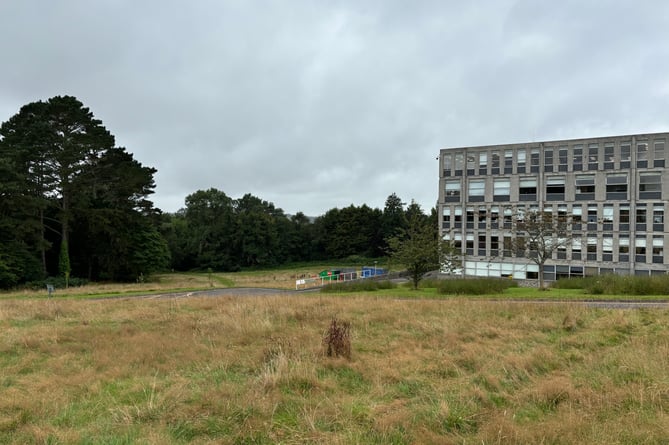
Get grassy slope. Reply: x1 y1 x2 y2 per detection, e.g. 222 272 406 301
2 293 669 444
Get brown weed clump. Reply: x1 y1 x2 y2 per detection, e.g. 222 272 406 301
323 317 351 359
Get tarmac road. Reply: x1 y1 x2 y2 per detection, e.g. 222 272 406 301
111 287 669 309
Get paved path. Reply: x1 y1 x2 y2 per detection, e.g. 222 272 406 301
112 288 669 309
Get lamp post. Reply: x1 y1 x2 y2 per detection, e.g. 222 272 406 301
374 261 378 276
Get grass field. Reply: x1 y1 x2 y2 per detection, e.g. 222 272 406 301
2 291 669 444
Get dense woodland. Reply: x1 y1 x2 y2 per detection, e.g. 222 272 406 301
0 96 434 289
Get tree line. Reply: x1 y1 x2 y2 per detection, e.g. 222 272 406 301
0 96 435 289
159 188 435 272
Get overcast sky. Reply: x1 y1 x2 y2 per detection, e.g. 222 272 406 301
2 1 668 216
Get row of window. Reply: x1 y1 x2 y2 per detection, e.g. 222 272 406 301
444 172 663 202
444 232 665 264
442 139 667 177
462 261 666 280
442 202 665 232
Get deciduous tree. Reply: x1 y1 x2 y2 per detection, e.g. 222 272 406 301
511 207 579 289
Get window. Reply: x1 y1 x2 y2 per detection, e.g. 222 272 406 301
516 205 525 225
493 178 510 201
442 207 451 228
530 148 540 172
490 235 499 256
636 236 647 263
517 149 526 173
604 143 614 169
620 142 631 168
572 238 582 260
544 147 554 172
503 207 513 228
491 151 500 174
453 233 462 250
468 179 485 202
653 236 664 263
575 175 595 200
588 143 598 170
606 173 627 200
490 206 499 228
619 204 630 231
572 204 583 230
557 237 567 259
558 147 568 171
454 153 465 176
654 140 665 167
636 204 647 231
515 235 526 257
466 153 476 175
653 204 664 231
639 172 661 199
602 235 613 261
503 235 513 257
466 207 475 228
478 206 487 229
454 206 463 227
479 152 488 175
619 235 629 261
637 142 648 168
445 179 461 202
519 177 537 201
587 204 598 229
442 153 452 176
558 204 567 219
504 149 513 174
573 144 583 171
478 234 486 256
546 176 565 201
466 232 474 255
587 237 597 261
603 204 614 230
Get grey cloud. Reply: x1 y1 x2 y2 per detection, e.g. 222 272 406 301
1 1 668 215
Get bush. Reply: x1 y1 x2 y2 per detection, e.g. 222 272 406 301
437 278 517 295
25 276 89 291
551 277 588 289
551 274 669 296
323 317 351 359
320 279 396 293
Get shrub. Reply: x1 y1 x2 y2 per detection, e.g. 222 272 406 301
320 280 396 293
437 278 516 295
552 274 669 296
25 276 89 291
323 318 351 359
551 277 588 289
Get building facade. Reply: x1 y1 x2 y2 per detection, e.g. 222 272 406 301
438 132 669 281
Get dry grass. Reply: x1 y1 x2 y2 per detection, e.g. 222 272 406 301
1 294 669 444
0 269 313 300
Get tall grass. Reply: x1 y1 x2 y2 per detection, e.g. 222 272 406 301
3 294 668 443
552 274 669 296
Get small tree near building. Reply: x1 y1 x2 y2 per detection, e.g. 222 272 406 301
512 208 580 289
387 214 461 290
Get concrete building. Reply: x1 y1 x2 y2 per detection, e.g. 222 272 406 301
438 132 669 281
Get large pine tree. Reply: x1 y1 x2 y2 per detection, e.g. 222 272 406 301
0 96 167 286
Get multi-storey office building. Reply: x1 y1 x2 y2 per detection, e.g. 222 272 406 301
438 133 669 281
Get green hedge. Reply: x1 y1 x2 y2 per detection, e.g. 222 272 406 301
320 279 397 293
437 278 517 295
